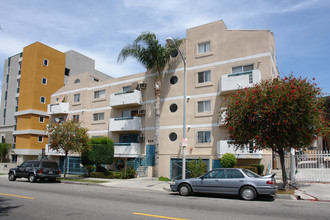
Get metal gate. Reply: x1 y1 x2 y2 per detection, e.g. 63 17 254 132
295 151 330 182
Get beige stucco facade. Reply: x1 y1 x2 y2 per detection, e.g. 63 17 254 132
48 20 278 178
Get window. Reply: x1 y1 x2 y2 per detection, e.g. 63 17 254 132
224 169 244 179
204 169 224 178
42 77 47 85
43 59 49 66
123 86 131 92
38 136 43 142
74 94 80 103
39 116 44 123
232 64 254 74
40 96 46 104
198 41 210 54
170 104 178 113
169 133 177 142
198 70 211 83
55 98 59 102
198 100 211 113
170 76 178 85
94 90 105 99
197 131 211 143
93 113 104 121
73 115 79 122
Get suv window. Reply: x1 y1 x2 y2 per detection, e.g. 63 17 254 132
26 161 34 167
42 161 59 169
19 161 29 168
32 161 40 168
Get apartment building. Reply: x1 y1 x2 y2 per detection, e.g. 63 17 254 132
47 20 278 178
0 42 112 164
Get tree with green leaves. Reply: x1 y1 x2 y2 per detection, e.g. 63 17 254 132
221 75 329 190
47 120 89 178
117 32 181 177
0 142 11 163
187 158 208 178
81 137 114 172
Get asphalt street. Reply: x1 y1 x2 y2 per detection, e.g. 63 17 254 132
1 177 330 220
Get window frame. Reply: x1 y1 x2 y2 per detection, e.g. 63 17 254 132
198 41 211 54
38 136 43 143
41 77 47 85
94 89 106 99
43 59 49 66
40 96 46 104
93 112 105 121
39 116 44 123
197 70 211 84
73 94 80 103
197 100 211 113
197 131 211 144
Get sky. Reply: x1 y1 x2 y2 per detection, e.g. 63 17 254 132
0 0 330 94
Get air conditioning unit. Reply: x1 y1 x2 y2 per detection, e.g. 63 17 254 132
139 83 147 89
138 135 145 142
138 109 146 115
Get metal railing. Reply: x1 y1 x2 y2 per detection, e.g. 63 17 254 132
127 155 154 177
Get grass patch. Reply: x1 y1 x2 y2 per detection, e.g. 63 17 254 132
277 189 295 195
59 178 109 184
0 173 7 175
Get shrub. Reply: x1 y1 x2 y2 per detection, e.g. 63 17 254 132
89 171 113 179
158 176 170 181
251 164 265 175
221 153 237 168
187 158 208 178
120 167 136 179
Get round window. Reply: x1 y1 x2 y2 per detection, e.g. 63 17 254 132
115 159 125 170
170 104 178 113
169 132 177 142
170 76 178 85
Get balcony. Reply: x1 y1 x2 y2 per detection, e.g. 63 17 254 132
47 103 69 115
109 116 142 132
110 90 142 108
217 140 263 159
45 144 65 156
114 143 141 158
219 70 261 94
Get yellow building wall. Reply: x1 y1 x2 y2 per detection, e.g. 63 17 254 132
18 42 66 112
16 42 65 151
16 115 49 131
16 134 48 150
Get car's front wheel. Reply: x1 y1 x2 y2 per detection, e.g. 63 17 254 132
240 186 257 201
8 172 16 181
179 184 192 196
28 173 36 183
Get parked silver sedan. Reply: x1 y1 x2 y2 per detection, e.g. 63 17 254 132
170 168 277 200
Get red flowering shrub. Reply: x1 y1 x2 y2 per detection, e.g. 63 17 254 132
221 75 329 189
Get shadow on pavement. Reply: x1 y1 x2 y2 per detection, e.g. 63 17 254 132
0 197 22 217
168 192 275 202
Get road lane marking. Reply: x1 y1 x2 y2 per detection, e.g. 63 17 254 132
132 212 189 220
0 193 35 200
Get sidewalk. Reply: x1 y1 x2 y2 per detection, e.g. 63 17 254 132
293 183 330 201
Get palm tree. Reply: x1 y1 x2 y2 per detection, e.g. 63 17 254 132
118 32 181 177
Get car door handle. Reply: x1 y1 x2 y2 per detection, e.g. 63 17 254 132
239 180 244 182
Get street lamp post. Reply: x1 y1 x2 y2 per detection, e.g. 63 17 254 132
166 37 187 179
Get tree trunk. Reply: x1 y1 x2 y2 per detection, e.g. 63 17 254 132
153 79 162 177
278 148 289 190
64 151 68 179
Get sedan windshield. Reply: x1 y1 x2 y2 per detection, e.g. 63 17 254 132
242 169 260 178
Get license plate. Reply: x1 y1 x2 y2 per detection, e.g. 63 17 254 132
49 171 53 174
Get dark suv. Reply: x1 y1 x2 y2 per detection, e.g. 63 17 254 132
8 160 61 183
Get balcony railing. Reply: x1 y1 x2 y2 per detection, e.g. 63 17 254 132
109 116 142 132
110 90 142 108
114 143 141 158
217 140 263 159
47 102 69 115
219 70 261 94
45 144 65 156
